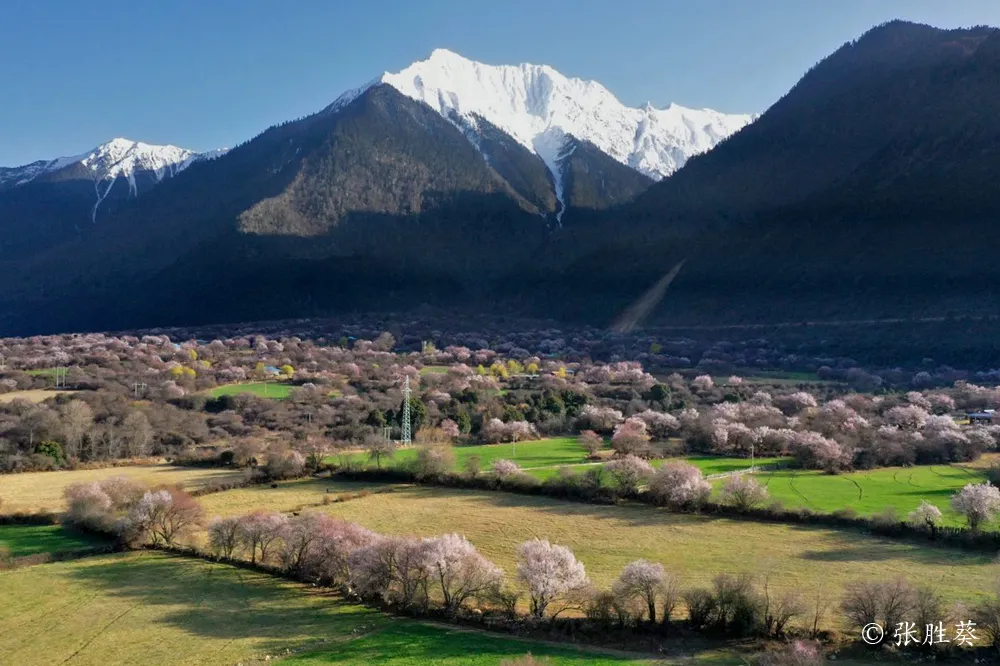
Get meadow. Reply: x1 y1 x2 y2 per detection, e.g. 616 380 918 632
754 463 990 527
198 478 395 517
333 437 773 482
0 464 245 514
332 436 590 472
0 552 670 666
275 484 999 605
206 381 297 399
0 524 106 556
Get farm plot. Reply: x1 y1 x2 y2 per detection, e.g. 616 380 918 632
0 465 245 514
333 437 593 473
527 455 784 482
0 552 659 666
0 389 78 404
754 464 990 526
332 437 777 483
206 382 296 399
198 478 396 518
311 485 995 604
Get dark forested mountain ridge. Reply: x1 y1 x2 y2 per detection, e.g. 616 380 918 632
0 139 225 260
518 21 1000 326
3 24 1000 336
0 83 652 334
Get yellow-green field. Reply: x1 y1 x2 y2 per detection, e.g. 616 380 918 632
0 389 78 404
0 465 245 514
198 478 394 517
0 552 674 666
308 485 997 604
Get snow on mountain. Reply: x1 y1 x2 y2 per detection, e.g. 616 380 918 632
366 49 756 218
1 138 228 222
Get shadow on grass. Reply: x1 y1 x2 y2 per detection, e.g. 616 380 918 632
66 553 649 665
0 524 109 557
66 552 378 654
285 621 652 665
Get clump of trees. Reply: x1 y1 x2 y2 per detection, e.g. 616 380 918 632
951 482 1000 531
63 476 204 545
647 462 711 507
718 474 769 511
604 455 653 496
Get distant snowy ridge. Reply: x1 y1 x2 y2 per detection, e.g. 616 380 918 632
330 49 755 220
0 138 228 221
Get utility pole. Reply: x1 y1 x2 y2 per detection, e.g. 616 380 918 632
132 382 147 399
54 367 68 389
0 354 5 371
401 376 412 446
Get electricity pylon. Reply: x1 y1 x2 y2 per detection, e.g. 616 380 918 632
401 375 412 446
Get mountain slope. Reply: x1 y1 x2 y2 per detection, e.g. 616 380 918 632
377 48 753 215
627 21 997 221
0 85 556 333
0 139 225 258
527 21 1000 326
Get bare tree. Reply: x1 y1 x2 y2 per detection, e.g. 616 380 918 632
207 516 242 559
121 411 153 458
841 578 914 635
364 433 397 469
236 510 288 563
60 400 93 459
123 488 205 545
809 588 832 639
762 573 805 637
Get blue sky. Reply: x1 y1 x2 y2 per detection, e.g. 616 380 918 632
2 0 997 165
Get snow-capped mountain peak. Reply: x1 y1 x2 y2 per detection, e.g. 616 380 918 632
1 138 228 222
377 49 756 182
328 49 755 220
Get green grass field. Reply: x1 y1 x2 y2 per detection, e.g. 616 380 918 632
419 365 450 376
528 455 784 483
0 552 667 665
206 382 296 399
332 437 775 483
286 622 670 666
0 524 107 556
308 485 995 608
332 437 592 472
754 464 990 527
25 368 61 377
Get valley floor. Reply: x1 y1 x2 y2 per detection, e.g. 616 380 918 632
0 551 714 666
